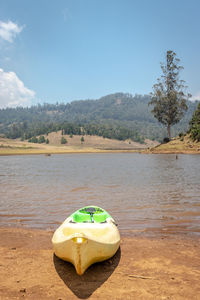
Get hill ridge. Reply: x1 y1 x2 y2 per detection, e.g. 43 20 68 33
0 93 198 142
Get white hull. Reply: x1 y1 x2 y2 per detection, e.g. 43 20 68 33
52 217 120 275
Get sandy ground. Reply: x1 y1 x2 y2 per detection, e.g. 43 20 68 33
0 228 200 299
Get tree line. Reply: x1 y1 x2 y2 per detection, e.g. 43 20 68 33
0 92 198 142
6 121 145 143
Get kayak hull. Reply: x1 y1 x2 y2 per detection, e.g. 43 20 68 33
52 212 120 275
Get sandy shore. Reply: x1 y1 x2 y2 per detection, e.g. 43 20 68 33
0 227 200 299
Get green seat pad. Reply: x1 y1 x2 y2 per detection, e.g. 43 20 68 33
71 206 111 223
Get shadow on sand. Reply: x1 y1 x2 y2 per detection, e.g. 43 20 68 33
53 247 121 299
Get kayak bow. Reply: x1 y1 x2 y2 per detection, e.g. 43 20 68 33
52 206 120 275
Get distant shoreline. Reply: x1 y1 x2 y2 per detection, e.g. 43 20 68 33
1 147 200 156
0 134 200 156
0 134 155 156
0 149 142 156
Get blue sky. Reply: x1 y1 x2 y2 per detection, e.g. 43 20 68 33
0 0 200 108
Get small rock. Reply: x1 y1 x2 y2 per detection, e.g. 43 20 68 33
19 288 26 293
11 247 16 250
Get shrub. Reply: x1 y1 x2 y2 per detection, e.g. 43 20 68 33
179 132 184 138
162 137 170 144
61 137 67 144
38 135 45 143
28 136 38 143
189 102 200 142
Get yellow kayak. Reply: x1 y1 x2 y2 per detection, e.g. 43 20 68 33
52 206 120 275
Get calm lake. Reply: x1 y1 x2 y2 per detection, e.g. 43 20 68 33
0 153 200 236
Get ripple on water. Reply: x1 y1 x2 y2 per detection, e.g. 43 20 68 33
0 153 200 236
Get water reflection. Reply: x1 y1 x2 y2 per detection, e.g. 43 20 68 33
0 154 200 236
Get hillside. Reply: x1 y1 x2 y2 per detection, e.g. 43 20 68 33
0 93 198 142
0 133 159 155
146 135 200 154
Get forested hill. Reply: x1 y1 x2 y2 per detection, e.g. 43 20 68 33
0 93 198 142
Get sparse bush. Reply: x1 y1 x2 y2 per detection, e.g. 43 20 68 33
38 135 45 143
162 137 170 144
28 136 38 143
61 137 67 144
179 132 184 138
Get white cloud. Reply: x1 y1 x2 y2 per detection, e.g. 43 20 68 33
0 21 23 43
191 92 200 101
0 68 35 108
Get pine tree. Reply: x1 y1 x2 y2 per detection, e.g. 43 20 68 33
149 50 191 139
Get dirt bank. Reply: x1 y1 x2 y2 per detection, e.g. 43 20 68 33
0 227 200 299
145 135 200 154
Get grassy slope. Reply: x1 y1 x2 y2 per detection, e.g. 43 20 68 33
0 132 158 155
146 135 200 154
2 132 199 155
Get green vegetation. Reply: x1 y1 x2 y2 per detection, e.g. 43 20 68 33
81 136 84 143
28 135 46 144
28 136 38 143
189 102 200 142
61 137 67 144
149 51 191 139
38 135 45 143
0 93 198 142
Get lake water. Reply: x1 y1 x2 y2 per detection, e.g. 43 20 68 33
0 153 200 236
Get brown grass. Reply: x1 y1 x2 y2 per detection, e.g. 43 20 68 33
0 133 158 156
144 135 200 154
1 134 199 155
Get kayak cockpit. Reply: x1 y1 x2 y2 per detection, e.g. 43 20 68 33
71 206 112 224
